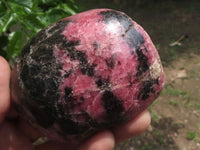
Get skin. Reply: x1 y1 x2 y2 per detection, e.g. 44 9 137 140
0 56 151 150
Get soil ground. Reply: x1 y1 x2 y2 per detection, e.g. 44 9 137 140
76 0 200 149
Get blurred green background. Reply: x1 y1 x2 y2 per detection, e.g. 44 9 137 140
0 0 77 60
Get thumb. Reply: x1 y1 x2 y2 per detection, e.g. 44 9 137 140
0 56 11 123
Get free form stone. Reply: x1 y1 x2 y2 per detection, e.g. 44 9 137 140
11 9 165 142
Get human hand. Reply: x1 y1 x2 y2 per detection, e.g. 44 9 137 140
0 56 151 150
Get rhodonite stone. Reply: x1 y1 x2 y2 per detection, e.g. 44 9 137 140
11 9 165 142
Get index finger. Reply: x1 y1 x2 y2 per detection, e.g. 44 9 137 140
111 110 151 143
0 56 11 122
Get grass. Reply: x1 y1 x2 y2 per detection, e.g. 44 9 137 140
155 131 165 144
161 84 199 109
151 112 161 120
148 99 159 112
186 131 197 140
140 144 151 150
188 69 199 78
168 47 180 61
161 84 187 97
195 104 200 109
148 99 161 120
168 99 179 106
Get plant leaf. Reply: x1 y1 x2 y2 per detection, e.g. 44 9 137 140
7 1 27 16
0 1 7 17
61 3 76 15
0 12 16 35
7 31 23 59
14 0 33 8
20 14 46 34
44 7 68 24
40 0 56 5
0 35 8 49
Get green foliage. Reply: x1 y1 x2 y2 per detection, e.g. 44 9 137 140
168 99 179 106
161 85 187 97
7 31 23 59
186 131 197 140
151 112 161 120
0 0 77 60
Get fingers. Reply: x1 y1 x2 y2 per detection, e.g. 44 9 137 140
19 110 149 150
0 121 34 150
18 118 43 142
35 130 115 150
79 130 115 150
18 119 76 149
35 141 77 150
26 110 150 149
112 110 151 143
0 56 11 122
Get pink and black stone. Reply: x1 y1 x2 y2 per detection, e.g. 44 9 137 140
11 9 165 142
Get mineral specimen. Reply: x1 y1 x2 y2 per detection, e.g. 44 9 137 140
11 9 165 142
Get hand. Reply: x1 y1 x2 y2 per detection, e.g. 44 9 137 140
0 56 151 150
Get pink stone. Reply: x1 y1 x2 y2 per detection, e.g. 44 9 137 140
11 9 165 142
